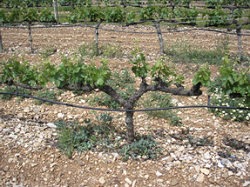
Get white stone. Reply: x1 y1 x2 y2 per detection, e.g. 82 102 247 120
24 107 30 113
194 165 200 173
172 99 178 105
178 102 183 107
14 127 20 133
17 113 24 118
243 181 250 187
132 180 137 187
200 168 210 175
236 171 241 176
157 179 164 183
204 163 212 168
196 173 204 183
99 177 105 184
218 161 224 168
111 153 119 158
156 171 163 177
204 152 211 159
57 113 65 119
47 123 57 129
125 178 132 185
67 115 73 120
31 163 38 167
178 146 185 152
80 99 86 104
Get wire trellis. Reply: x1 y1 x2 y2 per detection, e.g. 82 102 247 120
0 91 249 112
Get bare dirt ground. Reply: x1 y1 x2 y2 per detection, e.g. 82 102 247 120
0 24 250 187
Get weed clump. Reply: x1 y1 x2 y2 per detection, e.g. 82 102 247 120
142 92 182 126
119 134 161 161
0 86 32 101
33 89 57 105
78 42 123 59
55 113 161 159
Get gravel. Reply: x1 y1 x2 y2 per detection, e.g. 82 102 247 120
0 113 250 186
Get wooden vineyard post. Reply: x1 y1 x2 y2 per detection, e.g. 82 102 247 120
236 27 242 60
53 0 59 23
0 30 3 53
28 22 33 53
153 20 165 55
95 21 102 55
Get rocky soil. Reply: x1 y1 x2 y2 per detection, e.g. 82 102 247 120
0 24 250 187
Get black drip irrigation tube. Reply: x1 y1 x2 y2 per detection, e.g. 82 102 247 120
0 92 249 112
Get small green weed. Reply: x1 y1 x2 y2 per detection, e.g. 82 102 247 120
142 92 182 126
55 113 162 160
0 86 32 101
107 68 135 89
164 39 226 65
33 89 57 105
216 34 230 54
119 134 161 161
209 87 250 122
102 43 123 58
55 113 115 158
78 42 123 58
88 93 120 109
39 45 57 58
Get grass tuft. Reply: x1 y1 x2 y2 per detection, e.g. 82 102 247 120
141 92 182 126
78 42 123 59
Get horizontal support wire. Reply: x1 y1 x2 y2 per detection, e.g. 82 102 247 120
2 3 249 9
0 92 249 112
1 24 250 36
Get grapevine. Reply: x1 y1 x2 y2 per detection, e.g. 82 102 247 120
0 54 203 142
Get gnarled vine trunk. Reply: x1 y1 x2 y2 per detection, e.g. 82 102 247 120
125 111 135 142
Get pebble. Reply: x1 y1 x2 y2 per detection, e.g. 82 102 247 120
99 177 105 184
222 171 229 178
200 168 209 175
144 175 149 180
77 159 84 166
156 171 163 177
218 161 224 168
194 165 200 173
162 157 175 162
132 180 137 187
204 152 211 159
31 163 38 167
23 107 30 113
125 178 132 185
57 113 65 119
197 173 205 183
47 122 57 129
243 181 250 187
178 146 185 152
171 178 179 186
